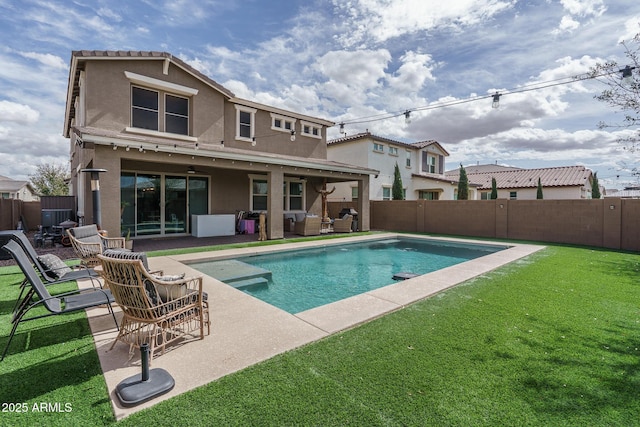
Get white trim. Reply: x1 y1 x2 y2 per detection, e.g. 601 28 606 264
235 105 256 143
124 71 198 96
300 120 322 139
231 97 334 127
270 113 297 133
125 127 197 142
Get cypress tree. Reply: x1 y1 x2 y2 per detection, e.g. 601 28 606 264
591 172 601 199
536 177 543 199
392 163 404 200
490 177 498 199
457 164 469 200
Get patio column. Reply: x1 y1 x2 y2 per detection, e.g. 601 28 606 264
266 169 284 239
358 177 370 231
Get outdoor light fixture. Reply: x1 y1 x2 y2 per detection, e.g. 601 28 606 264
125 146 130 151
290 130 296 141
81 168 107 228
620 65 636 85
187 166 196 174
138 145 143 152
492 92 501 109
339 122 345 134
195 142 199 150
404 110 411 124
111 143 117 150
154 145 159 152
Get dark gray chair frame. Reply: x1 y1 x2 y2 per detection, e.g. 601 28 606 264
1 240 119 361
0 231 99 287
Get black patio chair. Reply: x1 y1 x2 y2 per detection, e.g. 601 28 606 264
1 240 119 361
0 231 99 287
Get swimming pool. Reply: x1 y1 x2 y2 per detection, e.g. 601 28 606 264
189 237 509 314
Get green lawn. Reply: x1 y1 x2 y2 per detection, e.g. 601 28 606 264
0 242 638 426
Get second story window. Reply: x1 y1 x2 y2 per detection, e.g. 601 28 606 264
300 120 322 139
165 94 189 135
235 105 256 142
373 143 384 153
271 113 296 134
406 150 411 167
389 146 398 156
132 87 158 131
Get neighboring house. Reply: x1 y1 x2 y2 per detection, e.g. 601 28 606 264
0 175 39 201
63 51 376 239
327 132 466 201
445 164 594 200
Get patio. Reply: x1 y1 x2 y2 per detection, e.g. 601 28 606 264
82 233 543 420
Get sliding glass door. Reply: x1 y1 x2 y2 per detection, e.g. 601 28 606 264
121 172 208 237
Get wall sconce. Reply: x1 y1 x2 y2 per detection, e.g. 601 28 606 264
492 92 501 109
290 130 296 142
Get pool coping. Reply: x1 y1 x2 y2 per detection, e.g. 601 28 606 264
85 233 544 420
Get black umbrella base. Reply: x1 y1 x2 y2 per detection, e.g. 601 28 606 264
115 368 175 407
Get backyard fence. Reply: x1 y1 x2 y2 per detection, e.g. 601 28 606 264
362 198 640 252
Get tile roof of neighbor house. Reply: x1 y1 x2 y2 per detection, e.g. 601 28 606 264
327 132 449 155
0 177 31 192
444 165 592 190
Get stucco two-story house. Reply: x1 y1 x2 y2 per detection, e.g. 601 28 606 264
63 51 376 240
326 132 468 201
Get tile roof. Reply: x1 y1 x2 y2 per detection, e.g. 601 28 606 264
444 165 592 189
327 132 449 155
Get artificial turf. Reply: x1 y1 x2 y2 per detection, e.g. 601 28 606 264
0 243 638 426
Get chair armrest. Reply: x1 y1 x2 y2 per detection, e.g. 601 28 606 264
100 235 126 249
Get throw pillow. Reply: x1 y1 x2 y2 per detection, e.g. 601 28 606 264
37 254 73 279
152 273 187 302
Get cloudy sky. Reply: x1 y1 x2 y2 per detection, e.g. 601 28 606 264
1 0 639 189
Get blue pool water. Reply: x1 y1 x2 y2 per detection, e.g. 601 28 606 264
192 238 508 314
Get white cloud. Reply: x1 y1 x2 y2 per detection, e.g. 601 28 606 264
0 101 39 124
333 0 516 46
553 15 580 34
559 0 606 18
618 16 640 43
18 51 66 70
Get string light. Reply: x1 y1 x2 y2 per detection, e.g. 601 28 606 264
336 67 627 130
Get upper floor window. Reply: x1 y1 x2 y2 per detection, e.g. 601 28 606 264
405 150 411 167
421 152 440 174
236 105 256 142
132 86 158 131
271 113 296 134
300 120 321 139
389 146 398 156
373 143 384 153
165 94 189 135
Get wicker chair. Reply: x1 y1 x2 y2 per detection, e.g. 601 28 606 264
68 225 127 268
333 214 353 233
97 254 209 360
294 216 322 236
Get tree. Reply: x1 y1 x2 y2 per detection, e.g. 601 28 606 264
457 164 469 200
30 162 69 196
392 162 404 200
490 177 498 199
592 172 601 199
536 177 543 199
590 30 640 180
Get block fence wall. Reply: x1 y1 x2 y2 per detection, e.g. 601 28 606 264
330 199 640 252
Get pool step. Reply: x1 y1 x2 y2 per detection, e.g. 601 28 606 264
187 259 272 287
228 277 269 289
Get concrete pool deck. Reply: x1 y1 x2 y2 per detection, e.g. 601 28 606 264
85 233 544 420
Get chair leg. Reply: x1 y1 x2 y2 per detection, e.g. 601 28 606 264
1 312 25 361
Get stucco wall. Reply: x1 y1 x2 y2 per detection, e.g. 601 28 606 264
368 199 640 251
